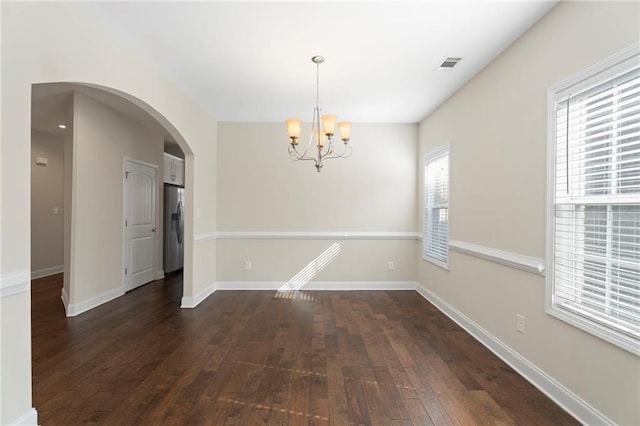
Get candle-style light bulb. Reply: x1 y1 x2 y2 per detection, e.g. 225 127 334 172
314 128 324 148
321 114 336 138
286 118 301 145
338 121 351 142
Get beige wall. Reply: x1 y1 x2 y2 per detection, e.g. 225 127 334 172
63 96 75 308
0 292 32 424
68 91 164 304
217 239 416 283
216 122 418 284
31 131 64 274
1 2 218 423
218 123 417 232
417 2 640 424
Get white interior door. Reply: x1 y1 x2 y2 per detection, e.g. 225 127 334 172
124 160 157 292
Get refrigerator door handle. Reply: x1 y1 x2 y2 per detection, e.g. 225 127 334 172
176 200 184 244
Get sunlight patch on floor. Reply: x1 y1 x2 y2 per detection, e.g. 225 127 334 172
275 242 341 301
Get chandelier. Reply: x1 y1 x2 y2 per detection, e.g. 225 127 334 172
285 56 352 172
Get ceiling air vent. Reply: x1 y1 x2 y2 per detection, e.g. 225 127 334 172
437 57 462 70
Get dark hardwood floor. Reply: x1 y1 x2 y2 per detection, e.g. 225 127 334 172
31 273 578 425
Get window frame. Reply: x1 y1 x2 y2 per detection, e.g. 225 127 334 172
546 42 640 356
423 143 450 270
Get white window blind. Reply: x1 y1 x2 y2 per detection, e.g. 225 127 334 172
424 146 449 267
549 47 640 354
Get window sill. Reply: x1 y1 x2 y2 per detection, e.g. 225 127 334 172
422 255 449 271
546 304 640 356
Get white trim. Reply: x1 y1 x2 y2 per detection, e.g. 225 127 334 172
64 287 125 317
163 152 183 162
61 286 70 314
1 270 30 298
156 270 165 280
196 231 421 242
548 42 639 98
181 282 216 308
415 284 613 426
422 143 450 269
547 303 639 356
194 231 217 244
546 42 640 355
449 239 545 275
10 408 38 426
123 156 160 170
31 264 64 279
123 158 158 293
214 281 418 291
422 256 450 271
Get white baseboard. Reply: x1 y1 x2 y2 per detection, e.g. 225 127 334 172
156 270 165 280
61 286 70 314
64 287 125 317
31 264 64 280
180 281 418 308
415 284 613 426
308 281 417 290
181 282 216 308
214 281 418 291
11 407 38 425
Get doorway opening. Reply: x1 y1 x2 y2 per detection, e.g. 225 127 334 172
31 82 193 316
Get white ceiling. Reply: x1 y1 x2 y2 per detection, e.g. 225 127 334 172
85 1 557 124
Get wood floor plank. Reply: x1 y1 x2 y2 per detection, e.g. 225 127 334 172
31 274 580 425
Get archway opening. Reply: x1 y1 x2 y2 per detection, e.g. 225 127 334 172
30 82 194 315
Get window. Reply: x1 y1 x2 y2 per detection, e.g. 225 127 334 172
424 145 449 269
547 44 640 354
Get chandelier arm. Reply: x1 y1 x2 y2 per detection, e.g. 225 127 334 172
288 147 303 161
289 146 315 161
295 155 319 164
323 143 352 160
289 146 320 168
318 141 335 161
290 145 309 160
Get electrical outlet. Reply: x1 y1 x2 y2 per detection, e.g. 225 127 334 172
244 261 252 271
516 314 525 334
388 261 395 271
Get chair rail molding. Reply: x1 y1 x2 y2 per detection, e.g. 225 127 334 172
449 239 545 276
1 270 31 298
196 231 421 242
194 231 217 244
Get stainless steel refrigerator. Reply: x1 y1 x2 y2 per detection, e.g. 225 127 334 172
164 184 184 274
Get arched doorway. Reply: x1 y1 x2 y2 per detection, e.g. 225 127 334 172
31 82 195 314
